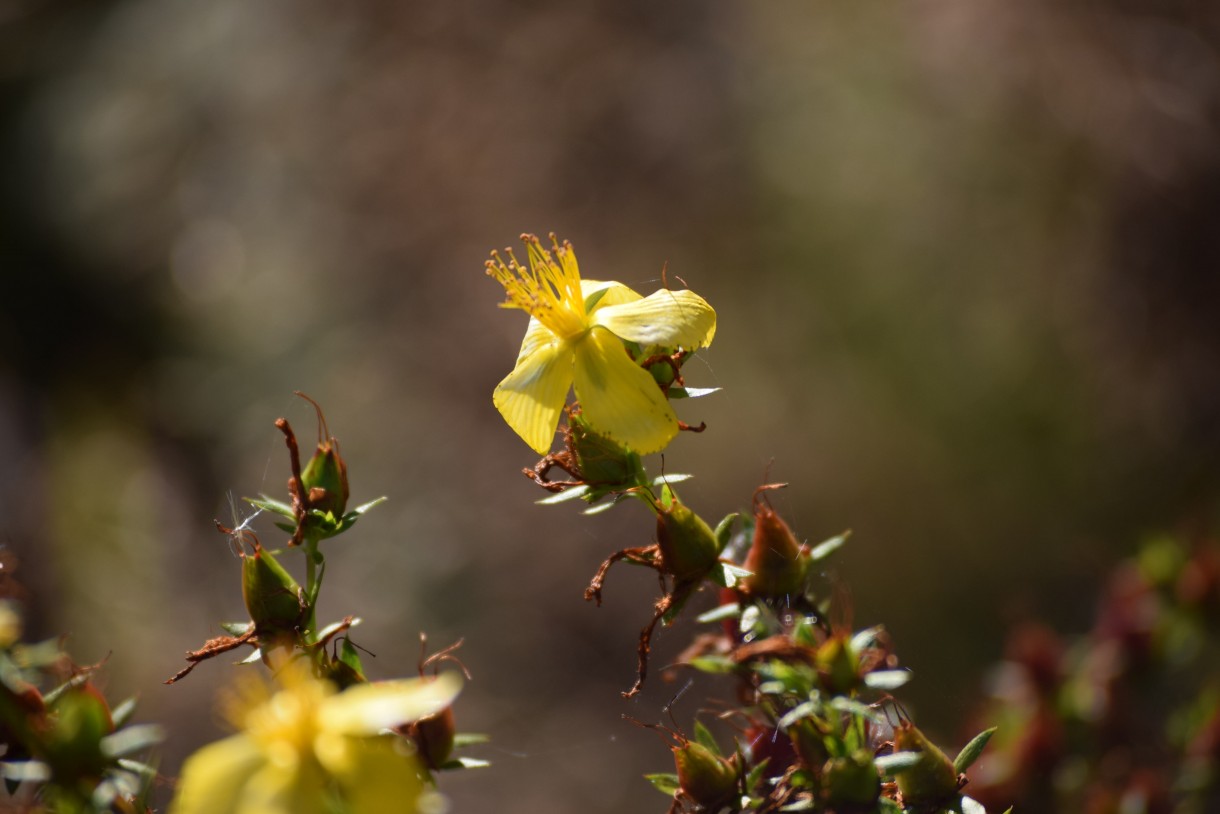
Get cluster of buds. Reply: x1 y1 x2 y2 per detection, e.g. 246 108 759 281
486 233 1008 813
0 597 161 813
166 394 486 814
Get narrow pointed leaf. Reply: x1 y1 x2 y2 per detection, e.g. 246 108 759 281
953 727 998 774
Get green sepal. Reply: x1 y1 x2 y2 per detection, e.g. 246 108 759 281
692 720 721 756
452 733 491 749
338 639 365 680
220 622 253 636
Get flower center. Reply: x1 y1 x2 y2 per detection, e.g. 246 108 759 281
486 233 588 340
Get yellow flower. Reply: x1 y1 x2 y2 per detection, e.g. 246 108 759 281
487 234 716 455
170 665 461 814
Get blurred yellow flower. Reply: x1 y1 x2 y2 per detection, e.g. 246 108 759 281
487 234 716 455
170 664 461 814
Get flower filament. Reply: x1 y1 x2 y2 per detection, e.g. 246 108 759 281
486 233 588 340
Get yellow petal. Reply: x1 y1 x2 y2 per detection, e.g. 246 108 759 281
513 316 555 365
318 672 462 736
572 328 678 455
169 735 265 814
493 340 574 454
236 763 327 814
592 288 716 350
581 279 642 311
331 736 425 814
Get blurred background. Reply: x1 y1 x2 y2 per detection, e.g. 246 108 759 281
2 0 1219 810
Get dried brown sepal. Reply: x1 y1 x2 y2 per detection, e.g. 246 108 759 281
164 628 257 685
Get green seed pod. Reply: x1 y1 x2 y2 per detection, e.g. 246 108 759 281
655 484 720 580
242 544 306 637
42 684 113 778
815 635 861 695
646 357 678 390
569 411 644 488
300 440 349 517
673 741 737 810
892 722 960 806
821 750 880 808
787 719 829 772
742 491 808 599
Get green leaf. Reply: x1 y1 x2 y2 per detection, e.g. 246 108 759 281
452 733 491 749
777 701 819 730
220 621 253 636
645 773 681 796
779 798 815 811
696 603 740 624
953 727 998 774
247 495 296 519
116 758 159 781
239 649 262 665
849 625 885 654
714 512 740 552
0 761 50 782
863 670 912 691
719 563 753 587
667 386 721 399
100 724 164 759
959 796 988 814
352 497 388 515
688 655 736 674
828 696 884 725
110 696 138 729
808 531 850 563
437 756 491 770
693 720 720 755
744 758 770 795
536 485 592 505
875 751 923 775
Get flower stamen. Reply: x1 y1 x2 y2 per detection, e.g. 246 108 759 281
486 233 588 339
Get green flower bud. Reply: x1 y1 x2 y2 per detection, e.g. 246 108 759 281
821 750 880 807
892 722 959 806
655 484 720 580
242 543 306 638
742 488 808 599
815 635 861 695
673 741 737 810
